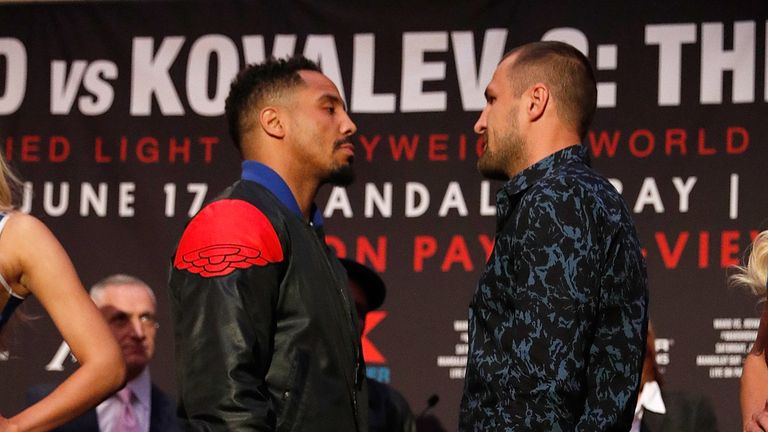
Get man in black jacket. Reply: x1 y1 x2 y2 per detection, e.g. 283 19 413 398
169 57 366 431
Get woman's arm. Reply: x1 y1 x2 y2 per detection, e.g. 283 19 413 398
0 418 17 432
2 214 125 432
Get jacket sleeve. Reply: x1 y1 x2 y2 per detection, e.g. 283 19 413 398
169 199 286 431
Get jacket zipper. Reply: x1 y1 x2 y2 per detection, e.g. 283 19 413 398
308 222 363 431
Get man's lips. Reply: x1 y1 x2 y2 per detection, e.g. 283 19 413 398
122 343 147 355
335 141 355 156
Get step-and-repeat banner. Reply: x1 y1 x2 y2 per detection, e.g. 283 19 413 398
1 1 766 429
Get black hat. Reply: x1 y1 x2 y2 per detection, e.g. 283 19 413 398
340 258 386 311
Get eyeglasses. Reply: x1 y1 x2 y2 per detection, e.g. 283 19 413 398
107 312 159 331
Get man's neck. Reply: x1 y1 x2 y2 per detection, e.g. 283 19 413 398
524 125 581 169
124 365 147 384
241 140 321 221
272 167 319 222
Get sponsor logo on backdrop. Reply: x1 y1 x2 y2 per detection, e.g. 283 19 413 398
655 337 673 374
436 319 468 380
696 317 759 379
3 21 767 117
363 310 391 383
1 10 766 431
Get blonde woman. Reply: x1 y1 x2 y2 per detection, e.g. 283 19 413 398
732 230 768 432
0 158 125 432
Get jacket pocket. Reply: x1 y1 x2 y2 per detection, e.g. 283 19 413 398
277 350 309 432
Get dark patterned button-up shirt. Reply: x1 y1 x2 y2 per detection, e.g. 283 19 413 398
460 145 648 431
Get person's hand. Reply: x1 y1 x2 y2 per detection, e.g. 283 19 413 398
745 401 768 432
0 416 18 432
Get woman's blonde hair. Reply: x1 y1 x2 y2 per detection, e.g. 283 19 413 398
0 155 22 211
730 230 768 298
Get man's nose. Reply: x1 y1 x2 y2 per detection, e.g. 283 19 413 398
474 109 488 135
129 317 146 339
341 110 357 136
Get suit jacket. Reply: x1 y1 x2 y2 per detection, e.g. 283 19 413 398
640 390 718 432
27 382 179 432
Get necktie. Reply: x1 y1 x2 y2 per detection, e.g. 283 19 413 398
116 387 140 432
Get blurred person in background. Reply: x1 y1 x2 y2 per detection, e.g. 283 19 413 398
341 258 416 432
27 274 178 431
632 322 717 431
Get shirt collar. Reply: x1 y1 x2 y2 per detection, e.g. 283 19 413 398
241 160 323 226
635 380 667 416
124 367 152 410
502 144 589 197
494 144 588 228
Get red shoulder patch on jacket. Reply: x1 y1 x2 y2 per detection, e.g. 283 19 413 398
174 199 284 277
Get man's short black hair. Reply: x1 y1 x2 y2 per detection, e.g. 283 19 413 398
506 41 597 140
225 56 321 150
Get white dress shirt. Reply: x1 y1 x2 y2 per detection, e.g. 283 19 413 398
631 380 667 432
96 367 152 432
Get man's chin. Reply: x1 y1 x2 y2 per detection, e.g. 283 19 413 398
477 160 508 181
326 165 355 186
124 349 149 364
125 358 149 379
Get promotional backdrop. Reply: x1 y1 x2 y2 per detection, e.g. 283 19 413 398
1 1 767 430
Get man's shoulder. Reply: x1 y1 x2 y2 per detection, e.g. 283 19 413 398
526 163 622 209
197 181 286 223
519 163 635 237
172 194 286 278
149 383 180 431
150 382 172 402
555 160 629 210
542 160 614 192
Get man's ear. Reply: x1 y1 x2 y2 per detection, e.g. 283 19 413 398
259 106 285 139
526 83 549 122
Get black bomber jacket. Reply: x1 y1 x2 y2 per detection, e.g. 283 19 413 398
169 169 367 431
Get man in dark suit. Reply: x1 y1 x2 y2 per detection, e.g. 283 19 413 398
633 322 718 432
28 274 178 432
639 391 718 432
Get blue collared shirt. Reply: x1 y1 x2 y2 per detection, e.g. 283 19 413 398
460 145 648 430
241 161 323 227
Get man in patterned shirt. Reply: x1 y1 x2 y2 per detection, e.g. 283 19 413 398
460 41 648 431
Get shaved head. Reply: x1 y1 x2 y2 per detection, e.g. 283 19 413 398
503 41 597 139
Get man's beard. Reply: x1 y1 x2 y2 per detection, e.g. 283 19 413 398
326 163 355 186
323 137 356 186
477 128 525 181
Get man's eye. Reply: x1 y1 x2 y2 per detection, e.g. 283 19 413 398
326 106 336 114
110 315 129 327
